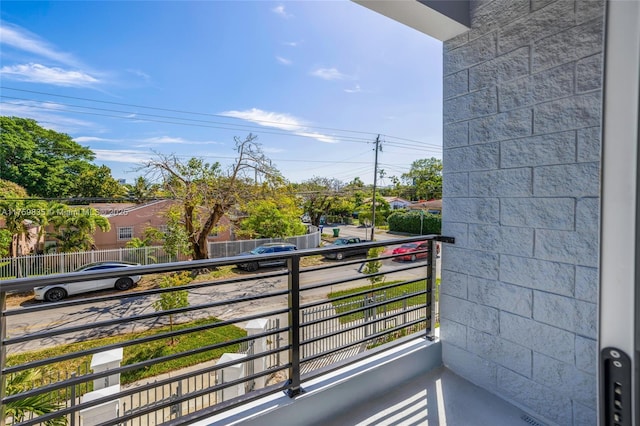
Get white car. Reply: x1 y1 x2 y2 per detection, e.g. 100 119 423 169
34 261 142 302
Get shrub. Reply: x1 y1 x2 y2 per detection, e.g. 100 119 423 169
387 210 441 235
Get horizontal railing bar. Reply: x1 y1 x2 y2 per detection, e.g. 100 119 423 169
161 376 295 426
300 295 427 332
3 343 290 405
301 305 427 347
2 270 288 317
3 310 290 374
299 262 429 294
300 277 427 311
3 289 290 344
299 331 428 383
301 316 427 365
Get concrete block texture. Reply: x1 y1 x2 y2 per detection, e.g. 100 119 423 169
442 342 498 391
500 312 575 364
469 108 532 143
467 224 534 257
442 197 499 224
468 328 532 378
533 291 597 337
469 46 530 91
499 62 575 111
443 121 468 148
442 172 468 197
444 143 499 172
443 245 499 280
498 0 575 54
444 70 469 100
468 277 532 318
468 168 532 197
499 255 575 296
534 92 601 134
442 0 604 424
500 197 575 230
498 367 573 425
532 18 604 72
500 131 576 168
533 353 597 406
441 294 499 334
444 32 496 76
444 87 497 123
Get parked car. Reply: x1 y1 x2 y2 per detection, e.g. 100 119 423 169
34 261 142 302
235 243 297 272
392 241 431 262
323 237 371 260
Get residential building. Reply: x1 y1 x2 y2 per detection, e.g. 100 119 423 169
91 200 233 250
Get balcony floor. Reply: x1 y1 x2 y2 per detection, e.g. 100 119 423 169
318 366 538 426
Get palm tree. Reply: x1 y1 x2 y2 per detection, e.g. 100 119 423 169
0 198 48 257
4 368 67 425
47 203 110 252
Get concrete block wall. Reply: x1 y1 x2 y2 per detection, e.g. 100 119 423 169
440 1 603 425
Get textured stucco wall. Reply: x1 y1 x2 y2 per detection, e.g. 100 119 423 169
440 1 603 425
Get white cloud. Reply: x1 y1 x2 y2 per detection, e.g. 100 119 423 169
93 149 153 164
1 63 100 87
126 68 151 81
272 4 292 18
75 136 119 143
220 108 338 144
134 136 222 148
0 100 96 133
344 84 362 93
310 67 351 81
0 22 79 67
283 40 302 47
276 56 292 65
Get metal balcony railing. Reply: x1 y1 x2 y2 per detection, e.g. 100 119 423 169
0 235 453 426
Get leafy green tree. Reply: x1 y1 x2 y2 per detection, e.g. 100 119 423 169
126 176 162 204
142 134 281 259
362 247 385 286
0 181 47 257
0 116 97 197
47 203 110 252
357 195 391 227
238 196 306 239
72 165 127 199
4 368 67 425
295 177 344 226
401 157 443 201
153 271 192 345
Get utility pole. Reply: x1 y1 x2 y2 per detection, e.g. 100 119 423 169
371 135 381 240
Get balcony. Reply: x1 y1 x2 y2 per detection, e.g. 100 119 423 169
1 235 540 426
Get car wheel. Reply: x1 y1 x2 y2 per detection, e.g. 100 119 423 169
246 262 259 272
336 253 344 260
410 254 417 262
44 287 67 302
115 277 134 291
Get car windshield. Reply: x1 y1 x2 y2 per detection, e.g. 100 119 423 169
251 247 268 254
400 243 419 249
333 239 348 245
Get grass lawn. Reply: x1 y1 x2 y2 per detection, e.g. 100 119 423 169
328 279 431 324
7 317 246 392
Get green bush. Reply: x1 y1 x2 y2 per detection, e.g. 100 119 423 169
387 210 441 235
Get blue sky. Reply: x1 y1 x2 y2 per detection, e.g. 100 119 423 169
0 1 443 186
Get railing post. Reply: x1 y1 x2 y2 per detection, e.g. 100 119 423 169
426 239 437 341
286 254 303 397
0 290 7 426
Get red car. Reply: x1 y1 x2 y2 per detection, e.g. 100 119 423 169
392 241 431 262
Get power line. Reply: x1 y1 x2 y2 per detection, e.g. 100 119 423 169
1 86 443 149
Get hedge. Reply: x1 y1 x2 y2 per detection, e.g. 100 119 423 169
387 210 441 235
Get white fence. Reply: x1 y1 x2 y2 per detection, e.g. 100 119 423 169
0 228 321 279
